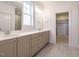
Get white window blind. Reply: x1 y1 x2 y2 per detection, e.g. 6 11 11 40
22 2 33 26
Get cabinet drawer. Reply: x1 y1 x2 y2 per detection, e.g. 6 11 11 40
0 39 16 45
31 33 42 38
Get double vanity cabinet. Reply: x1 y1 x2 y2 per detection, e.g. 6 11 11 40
0 30 50 57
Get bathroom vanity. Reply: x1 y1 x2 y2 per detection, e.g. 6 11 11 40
0 30 50 57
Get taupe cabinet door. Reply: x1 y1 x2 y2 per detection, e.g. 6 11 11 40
31 32 49 56
0 39 16 57
17 35 32 57
43 31 50 45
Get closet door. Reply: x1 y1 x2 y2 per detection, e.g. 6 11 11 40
56 20 68 36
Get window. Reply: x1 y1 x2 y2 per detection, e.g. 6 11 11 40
22 2 33 26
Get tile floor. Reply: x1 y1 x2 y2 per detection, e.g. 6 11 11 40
35 36 79 57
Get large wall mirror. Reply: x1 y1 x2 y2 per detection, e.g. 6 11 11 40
15 1 35 31
0 12 12 31
0 1 44 32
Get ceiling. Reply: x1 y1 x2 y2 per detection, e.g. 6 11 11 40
1 1 79 15
3 1 23 8
1 1 23 15
2 1 79 10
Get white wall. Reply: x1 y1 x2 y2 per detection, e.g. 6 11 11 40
56 14 68 20
34 2 44 30
42 1 79 48
0 2 15 31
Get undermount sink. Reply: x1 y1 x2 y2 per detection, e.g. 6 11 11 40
7 34 18 36
0 30 41 38
3 33 20 37
0 33 19 38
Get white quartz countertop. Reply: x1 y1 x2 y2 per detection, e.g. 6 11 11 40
0 29 50 41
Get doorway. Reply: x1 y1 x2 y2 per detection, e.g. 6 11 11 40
56 12 69 44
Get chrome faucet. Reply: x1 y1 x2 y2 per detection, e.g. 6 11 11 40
4 30 10 35
0 29 10 35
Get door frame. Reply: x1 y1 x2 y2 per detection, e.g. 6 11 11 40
56 12 69 43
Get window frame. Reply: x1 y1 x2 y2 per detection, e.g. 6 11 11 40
22 1 35 28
